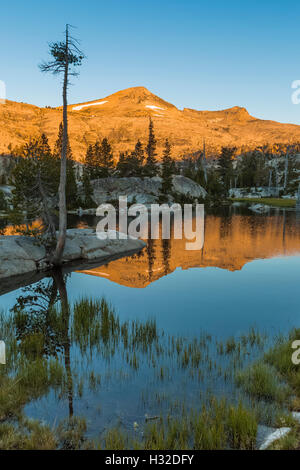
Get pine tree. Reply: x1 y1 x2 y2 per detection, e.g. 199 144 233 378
91 140 101 178
53 123 72 160
161 139 174 196
81 167 95 208
9 136 58 241
206 167 224 199
236 151 268 188
100 138 114 174
116 152 130 177
85 144 95 177
0 191 8 211
218 146 236 192
144 118 157 177
66 158 78 209
93 138 114 177
130 140 145 176
39 133 52 157
134 139 144 166
116 141 145 178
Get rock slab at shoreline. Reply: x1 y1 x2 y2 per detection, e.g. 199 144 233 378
0 229 146 280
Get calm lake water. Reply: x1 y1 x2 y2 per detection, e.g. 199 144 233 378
1 205 300 439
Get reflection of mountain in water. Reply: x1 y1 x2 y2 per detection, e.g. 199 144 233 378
79 211 300 288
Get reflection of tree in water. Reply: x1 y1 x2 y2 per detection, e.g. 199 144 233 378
219 214 233 240
282 210 286 252
241 212 268 241
129 249 144 260
146 236 155 281
161 237 171 276
9 268 162 427
13 277 60 356
12 270 74 417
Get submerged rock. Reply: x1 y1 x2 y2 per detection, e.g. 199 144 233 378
0 229 146 281
249 203 270 214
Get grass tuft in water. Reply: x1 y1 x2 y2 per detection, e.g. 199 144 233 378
235 362 290 403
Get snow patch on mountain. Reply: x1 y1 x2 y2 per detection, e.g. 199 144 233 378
73 101 108 111
145 105 165 111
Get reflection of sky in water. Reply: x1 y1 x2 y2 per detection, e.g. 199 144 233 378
2 255 300 339
1 209 300 438
19 253 300 435
1 208 300 339
76 255 300 338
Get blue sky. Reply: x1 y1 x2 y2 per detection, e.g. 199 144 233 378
1 0 300 123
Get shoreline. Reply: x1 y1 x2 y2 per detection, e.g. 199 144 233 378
230 197 297 209
0 229 146 294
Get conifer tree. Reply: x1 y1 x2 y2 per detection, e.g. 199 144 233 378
93 138 114 177
81 167 95 208
134 139 144 166
82 144 96 206
0 191 8 211
218 146 236 192
9 136 58 241
40 24 85 265
39 133 53 157
100 138 114 174
66 159 78 209
130 140 145 176
161 139 174 196
116 152 129 177
145 118 157 177
116 141 145 177
236 150 268 188
206 167 224 199
53 123 73 160
85 144 95 177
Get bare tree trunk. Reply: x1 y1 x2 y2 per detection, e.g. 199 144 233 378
37 169 56 241
52 26 69 266
268 169 273 189
275 164 279 191
52 269 74 417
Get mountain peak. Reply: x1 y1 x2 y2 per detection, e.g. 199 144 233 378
118 86 151 94
225 106 251 115
1 87 300 159
109 86 154 101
